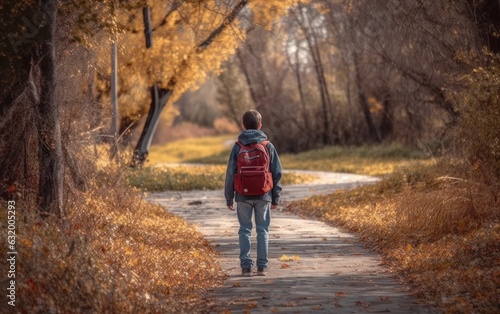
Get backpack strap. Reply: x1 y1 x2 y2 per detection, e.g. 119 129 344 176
236 140 269 147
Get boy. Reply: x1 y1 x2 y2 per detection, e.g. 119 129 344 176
224 110 282 277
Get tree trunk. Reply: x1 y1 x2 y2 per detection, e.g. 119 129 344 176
236 48 262 110
291 41 310 133
296 6 334 144
131 0 250 166
36 0 64 216
468 0 500 53
132 85 172 165
353 51 381 143
379 92 394 140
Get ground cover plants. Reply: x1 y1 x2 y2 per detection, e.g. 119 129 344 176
286 160 499 313
3 133 497 313
148 134 236 164
0 163 225 313
148 135 430 176
125 164 316 192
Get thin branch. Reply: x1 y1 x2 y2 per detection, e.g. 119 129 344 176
122 0 186 34
197 0 249 52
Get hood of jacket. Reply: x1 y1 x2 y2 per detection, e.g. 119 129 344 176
237 129 268 145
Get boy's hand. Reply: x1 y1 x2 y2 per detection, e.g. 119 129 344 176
271 204 278 210
227 205 235 211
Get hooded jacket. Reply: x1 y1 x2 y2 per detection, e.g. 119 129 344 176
224 129 282 206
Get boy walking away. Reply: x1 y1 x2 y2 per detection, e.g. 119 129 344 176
224 110 282 277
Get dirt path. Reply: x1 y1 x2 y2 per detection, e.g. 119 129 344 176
150 171 432 313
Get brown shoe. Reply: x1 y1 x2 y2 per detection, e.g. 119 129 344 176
257 267 267 276
242 268 252 277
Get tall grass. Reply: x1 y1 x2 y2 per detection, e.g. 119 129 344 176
0 161 224 312
286 159 499 312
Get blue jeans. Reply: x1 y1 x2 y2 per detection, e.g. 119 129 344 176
237 199 271 269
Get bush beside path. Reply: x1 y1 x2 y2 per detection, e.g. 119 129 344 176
150 171 433 313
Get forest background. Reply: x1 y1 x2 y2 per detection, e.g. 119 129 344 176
0 0 499 312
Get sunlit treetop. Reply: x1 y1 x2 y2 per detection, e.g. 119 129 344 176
92 0 303 122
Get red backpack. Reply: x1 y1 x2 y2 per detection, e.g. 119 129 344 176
234 140 273 196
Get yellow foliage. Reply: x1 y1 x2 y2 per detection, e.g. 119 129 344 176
250 0 304 30
280 254 301 261
95 0 298 128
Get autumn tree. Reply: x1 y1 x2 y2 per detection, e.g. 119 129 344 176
1 0 68 215
0 0 302 214
91 0 299 164
219 0 494 152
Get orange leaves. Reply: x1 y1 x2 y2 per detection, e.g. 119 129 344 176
280 263 291 269
406 244 412 252
10 173 225 313
285 161 500 313
279 254 300 261
7 184 16 194
279 254 300 269
124 246 133 255
246 302 257 309
19 238 33 248
355 300 371 308
28 278 38 294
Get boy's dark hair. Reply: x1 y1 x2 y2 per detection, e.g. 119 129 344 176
242 110 262 130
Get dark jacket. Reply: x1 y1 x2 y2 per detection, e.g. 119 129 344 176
224 129 282 206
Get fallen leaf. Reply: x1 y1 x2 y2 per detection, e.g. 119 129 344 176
335 291 346 297
355 301 371 308
280 254 300 261
8 184 16 193
246 302 257 309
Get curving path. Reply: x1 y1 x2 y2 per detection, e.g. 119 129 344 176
150 170 433 313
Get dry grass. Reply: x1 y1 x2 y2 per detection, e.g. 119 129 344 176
125 164 317 191
279 144 430 176
286 159 500 313
148 134 236 164
0 165 224 313
148 136 430 177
